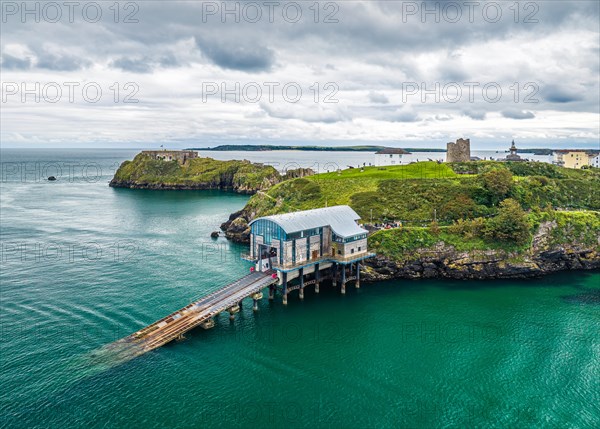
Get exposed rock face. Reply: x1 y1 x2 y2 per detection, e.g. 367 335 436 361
362 243 599 282
220 210 252 243
109 179 275 193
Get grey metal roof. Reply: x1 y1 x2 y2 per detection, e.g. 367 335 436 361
251 205 367 238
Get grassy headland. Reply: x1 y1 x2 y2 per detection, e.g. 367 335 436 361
242 161 599 223
110 153 282 192
228 161 599 269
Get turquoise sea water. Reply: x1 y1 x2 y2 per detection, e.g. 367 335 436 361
0 149 598 428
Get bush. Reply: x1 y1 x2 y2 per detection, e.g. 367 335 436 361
448 217 487 240
483 198 531 245
440 194 479 221
481 168 514 204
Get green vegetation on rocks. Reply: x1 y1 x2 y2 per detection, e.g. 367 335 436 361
240 161 599 225
369 210 600 261
110 153 282 193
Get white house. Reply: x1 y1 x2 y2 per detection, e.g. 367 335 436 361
375 148 410 166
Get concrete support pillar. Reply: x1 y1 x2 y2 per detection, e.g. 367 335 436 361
356 262 361 288
341 265 346 295
299 268 304 300
299 287 304 300
282 272 288 305
253 299 259 311
332 263 338 287
229 313 235 321
269 285 274 300
315 263 320 293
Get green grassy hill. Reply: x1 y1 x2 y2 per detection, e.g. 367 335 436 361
243 161 599 225
231 161 599 255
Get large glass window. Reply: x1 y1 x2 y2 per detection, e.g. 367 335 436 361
251 220 284 245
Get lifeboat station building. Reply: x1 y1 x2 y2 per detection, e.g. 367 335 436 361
244 205 375 304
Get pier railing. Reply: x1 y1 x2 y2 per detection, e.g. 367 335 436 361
268 252 376 271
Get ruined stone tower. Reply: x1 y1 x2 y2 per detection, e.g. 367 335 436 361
446 138 471 162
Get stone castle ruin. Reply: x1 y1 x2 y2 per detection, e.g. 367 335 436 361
446 138 471 163
141 150 198 164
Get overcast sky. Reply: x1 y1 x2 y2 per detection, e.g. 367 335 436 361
1 0 599 149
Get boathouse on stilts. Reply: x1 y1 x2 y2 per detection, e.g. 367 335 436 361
244 205 375 304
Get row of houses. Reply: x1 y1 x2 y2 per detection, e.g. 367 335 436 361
553 150 600 169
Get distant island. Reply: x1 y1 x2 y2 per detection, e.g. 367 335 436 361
187 144 446 153
109 151 286 193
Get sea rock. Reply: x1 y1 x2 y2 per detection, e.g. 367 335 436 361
220 211 251 243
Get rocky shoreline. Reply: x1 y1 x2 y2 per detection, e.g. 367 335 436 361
109 179 264 194
361 243 599 281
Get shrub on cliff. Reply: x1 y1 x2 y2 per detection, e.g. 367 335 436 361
440 194 479 221
481 168 514 205
448 217 487 240
483 198 531 245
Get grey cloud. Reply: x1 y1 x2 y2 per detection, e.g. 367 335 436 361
391 109 420 123
159 53 182 68
462 110 486 120
36 52 90 71
501 110 535 120
196 38 274 72
368 92 389 104
110 51 185 73
1 54 32 70
111 57 153 73
260 103 347 123
541 85 583 103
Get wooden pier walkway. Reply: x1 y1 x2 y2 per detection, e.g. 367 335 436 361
107 271 278 359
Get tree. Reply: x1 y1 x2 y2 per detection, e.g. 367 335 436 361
484 198 531 245
481 168 514 205
441 194 478 221
429 219 440 236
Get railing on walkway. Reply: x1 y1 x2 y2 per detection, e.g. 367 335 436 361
269 252 376 271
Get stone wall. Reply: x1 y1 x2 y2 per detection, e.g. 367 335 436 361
141 150 198 163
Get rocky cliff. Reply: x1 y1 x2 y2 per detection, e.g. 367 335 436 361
220 208 254 243
364 216 599 281
363 243 598 281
